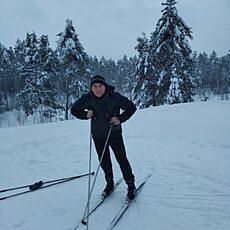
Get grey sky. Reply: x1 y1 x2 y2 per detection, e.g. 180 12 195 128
0 0 229 60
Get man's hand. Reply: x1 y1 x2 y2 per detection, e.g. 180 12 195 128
110 116 120 125
86 110 94 119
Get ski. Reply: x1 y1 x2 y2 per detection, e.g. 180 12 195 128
107 174 151 230
72 178 123 230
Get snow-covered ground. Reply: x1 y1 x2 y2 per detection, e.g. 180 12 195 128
0 100 230 230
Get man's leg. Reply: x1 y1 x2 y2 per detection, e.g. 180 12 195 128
93 137 114 182
93 137 114 197
109 135 136 200
109 135 135 185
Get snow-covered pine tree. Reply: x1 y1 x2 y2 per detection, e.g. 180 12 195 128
13 39 27 92
16 32 61 122
0 43 12 111
16 32 40 116
149 0 195 105
56 19 90 120
36 35 63 121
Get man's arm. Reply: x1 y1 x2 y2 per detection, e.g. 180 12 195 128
70 94 91 120
114 93 137 123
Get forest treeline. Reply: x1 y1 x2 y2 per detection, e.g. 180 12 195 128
0 0 229 125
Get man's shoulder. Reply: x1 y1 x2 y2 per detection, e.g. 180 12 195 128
108 91 121 101
73 93 91 106
79 93 91 101
110 91 127 100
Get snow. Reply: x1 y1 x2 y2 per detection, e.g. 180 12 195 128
1 100 230 230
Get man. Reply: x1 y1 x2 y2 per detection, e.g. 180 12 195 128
70 75 137 200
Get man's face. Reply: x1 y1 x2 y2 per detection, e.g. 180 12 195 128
91 83 106 97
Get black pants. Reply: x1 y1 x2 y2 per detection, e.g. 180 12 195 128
93 134 135 185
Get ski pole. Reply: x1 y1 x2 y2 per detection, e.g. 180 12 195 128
81 125 113 225
0 172 94 193
0 172 94 201
86 119 93 230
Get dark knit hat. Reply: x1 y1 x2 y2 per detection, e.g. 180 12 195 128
90 75 107 88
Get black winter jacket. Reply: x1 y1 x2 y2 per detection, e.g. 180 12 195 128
70 86 137 140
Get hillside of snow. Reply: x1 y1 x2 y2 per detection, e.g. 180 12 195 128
0 100 230 230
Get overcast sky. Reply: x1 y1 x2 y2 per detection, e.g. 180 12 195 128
0 0 229 60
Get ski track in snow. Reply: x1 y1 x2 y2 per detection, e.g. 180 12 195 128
0 101 230 230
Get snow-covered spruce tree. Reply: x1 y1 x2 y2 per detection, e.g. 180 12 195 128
149 0 195 105
192 51 230 100
116 55 129 93
99 57 118 86
14 39 26 69
88 55 101 76
37 35 56 71
195 52 211 98
116 55 136 97
133 32 157 108
122 56 137 99
191 51 200 95
56 19 90 120
209 51 221 94
218 53 230 99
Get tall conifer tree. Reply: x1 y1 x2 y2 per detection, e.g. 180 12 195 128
56 19 89 120
134 0 195 107
151 0 194 104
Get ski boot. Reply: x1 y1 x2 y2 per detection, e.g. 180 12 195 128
102 180 114 198
126 184 136 201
